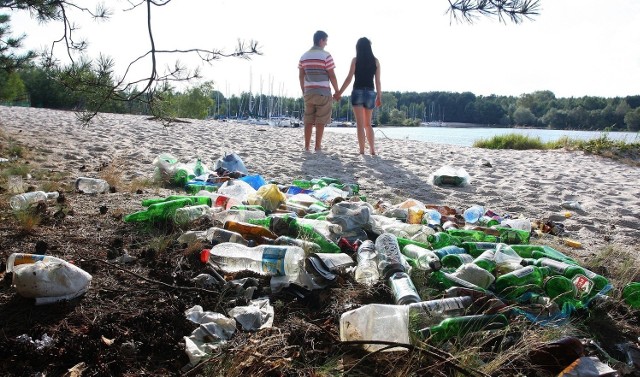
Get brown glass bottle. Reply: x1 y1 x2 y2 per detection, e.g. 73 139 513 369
223 220 278 241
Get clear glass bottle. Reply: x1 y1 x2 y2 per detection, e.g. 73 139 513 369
75 177 110 194
9 191 59 211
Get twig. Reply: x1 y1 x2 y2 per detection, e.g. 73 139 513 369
89 258 218 294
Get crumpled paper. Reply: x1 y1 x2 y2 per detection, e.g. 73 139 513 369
183 305 236 366
228 298 274 331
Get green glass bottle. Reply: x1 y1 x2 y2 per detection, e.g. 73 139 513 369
544 275 582 309
397 237 431 250
446 229 498 243
622 282 640 309
494 265 550 300
304 210 330 220
249 216 340 253
318 176 342 185
511 244 578 265
418 314 509 343
428 232 463 249
461 242 498 258
291 179 315 189
141 195 212 207
231 204 266 212
441 254 475 269
473 250 496 273
124 198 193 223
428 270 488 291
185 183 217 194
524 257 608 298
493 226 531 245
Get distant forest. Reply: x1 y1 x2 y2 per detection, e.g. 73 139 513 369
2 66 640 131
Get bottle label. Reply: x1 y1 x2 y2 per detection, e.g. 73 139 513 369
261 247 287 276
389 274 420 304
511 266 534 278
571 274 593 297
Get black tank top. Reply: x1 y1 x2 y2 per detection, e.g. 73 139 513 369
354 58 376 90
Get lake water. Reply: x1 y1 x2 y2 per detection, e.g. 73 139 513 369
325 125 639 147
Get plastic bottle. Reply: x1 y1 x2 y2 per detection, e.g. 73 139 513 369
500 218 532 232
123 198 193 223
141 195 212 207
339 296 473 352
494 265 550 300
622 282 640 309
375 233 408 279
9 191 59 211
177 230 207 245
401 244 441 272
463 205 484 224
421 209 442 226
444 286 508 314
433 245 467 260
201 243 305 278
418 314 509 343
477 216 499 227
428 232 463 249
441 253 475 269
174 204 212 225
274 235 322 254
206 227 250 245
354 240 380 286
75 177 110 194
388 271 421 304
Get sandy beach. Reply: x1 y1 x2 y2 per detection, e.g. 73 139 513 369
2 105 638 258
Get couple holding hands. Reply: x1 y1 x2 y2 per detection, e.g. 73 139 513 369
298 30 382 155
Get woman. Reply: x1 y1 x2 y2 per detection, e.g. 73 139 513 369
335 37 382 155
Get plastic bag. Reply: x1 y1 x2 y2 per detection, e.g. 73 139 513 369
430 165 471 187
247 184 286 212
152 153 179 183
214 152 249 175
218 179 256 202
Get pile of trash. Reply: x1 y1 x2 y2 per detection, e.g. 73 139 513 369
5 152 638 375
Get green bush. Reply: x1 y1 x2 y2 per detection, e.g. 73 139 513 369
473 133 546 150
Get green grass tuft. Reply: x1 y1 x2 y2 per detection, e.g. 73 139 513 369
473 134 546 150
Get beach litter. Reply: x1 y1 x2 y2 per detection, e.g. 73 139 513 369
7 151 627 372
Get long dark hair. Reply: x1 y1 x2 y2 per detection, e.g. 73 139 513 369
355 37 376 72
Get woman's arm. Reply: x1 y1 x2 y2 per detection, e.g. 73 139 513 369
375 59 382 107
337 58 356 96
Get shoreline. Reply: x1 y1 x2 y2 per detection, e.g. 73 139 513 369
1 105 639 259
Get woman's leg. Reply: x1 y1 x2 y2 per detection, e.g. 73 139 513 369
364 108 376 155
352 105 366 154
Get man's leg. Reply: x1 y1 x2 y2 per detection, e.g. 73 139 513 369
315 124 324 151
304 123 313 151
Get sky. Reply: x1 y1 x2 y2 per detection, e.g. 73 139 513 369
9 0 640 99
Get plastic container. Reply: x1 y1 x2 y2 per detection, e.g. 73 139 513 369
354 240 380 286
339 296 473 352
463 205 484 224
9 191 59 211
174 204 212 225
6 253 92 305
500 218 532 232
75 177 110 194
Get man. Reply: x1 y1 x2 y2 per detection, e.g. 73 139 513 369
298 30 339 152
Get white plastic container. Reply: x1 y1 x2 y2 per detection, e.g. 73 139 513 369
339 296 473 352
6 253 92 305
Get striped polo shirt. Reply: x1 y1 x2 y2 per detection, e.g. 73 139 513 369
298 46 335 96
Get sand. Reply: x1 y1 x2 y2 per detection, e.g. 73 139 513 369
1 105 639 259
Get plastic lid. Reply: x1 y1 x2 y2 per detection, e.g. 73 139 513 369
200 249 211 264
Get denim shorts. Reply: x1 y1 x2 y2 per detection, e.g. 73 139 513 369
351 88 377 109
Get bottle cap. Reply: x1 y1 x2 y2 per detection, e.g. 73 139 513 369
200 249 211 264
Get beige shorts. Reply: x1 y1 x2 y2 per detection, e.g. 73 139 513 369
303 94 332 126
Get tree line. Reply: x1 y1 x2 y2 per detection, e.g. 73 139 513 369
2 64 639 131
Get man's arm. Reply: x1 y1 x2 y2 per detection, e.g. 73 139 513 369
327 68 339 95
299 67 306 94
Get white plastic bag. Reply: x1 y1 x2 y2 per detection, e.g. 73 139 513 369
430 165 471 187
